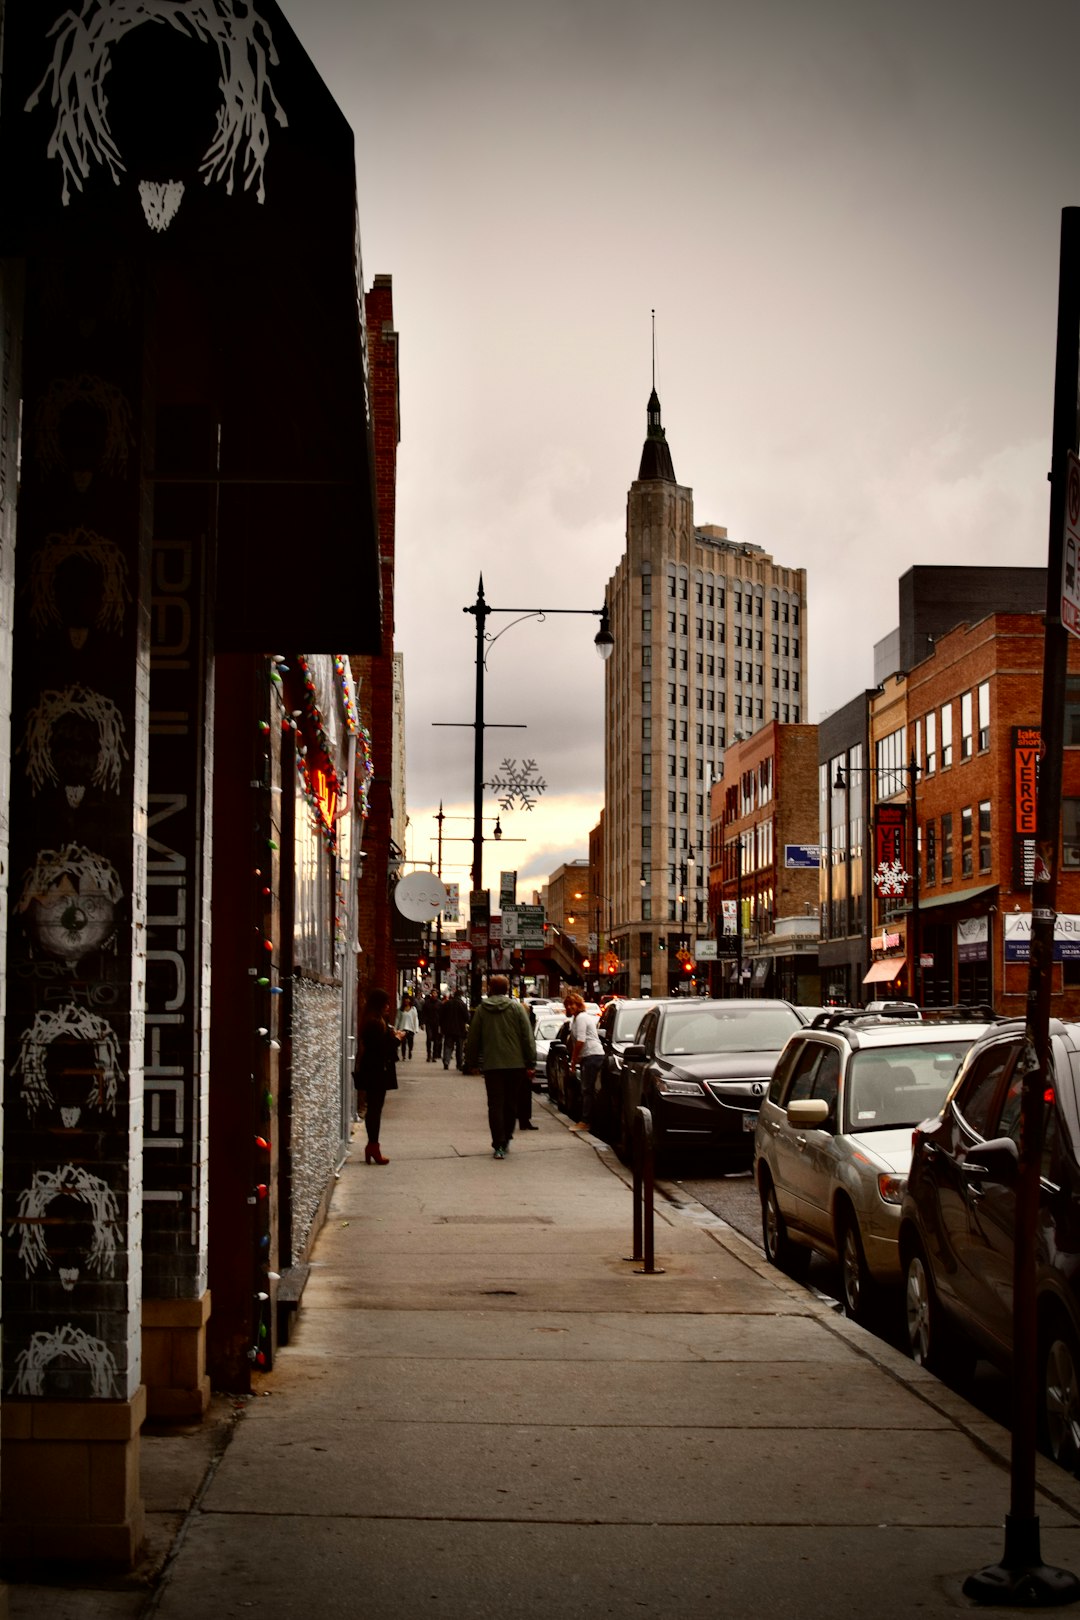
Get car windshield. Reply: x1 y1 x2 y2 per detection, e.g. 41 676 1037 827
657 1005 802 1056
612 1005 649 1041
847 1040 975 1130
535 1017 564 1041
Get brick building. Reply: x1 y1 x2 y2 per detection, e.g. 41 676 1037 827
709 723 821 1001
352 274 404 1005
828 609 1080 1013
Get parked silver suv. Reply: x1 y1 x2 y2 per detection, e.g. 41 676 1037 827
755 1011 990 1320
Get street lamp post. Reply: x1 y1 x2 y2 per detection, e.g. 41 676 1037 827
677 854 695 991
455 576 613 1001
834 750 921 1005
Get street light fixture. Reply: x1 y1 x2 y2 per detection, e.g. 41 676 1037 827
833 751 921 1004
441 575 613 1001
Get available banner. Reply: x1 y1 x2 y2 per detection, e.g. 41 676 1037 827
1004 912 1080 961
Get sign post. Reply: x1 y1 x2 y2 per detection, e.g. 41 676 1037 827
964 206 1080 1608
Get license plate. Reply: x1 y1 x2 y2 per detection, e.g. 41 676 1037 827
742 1112 759 1132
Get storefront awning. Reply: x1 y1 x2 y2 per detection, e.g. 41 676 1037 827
863 956 906 986
912 884 998 915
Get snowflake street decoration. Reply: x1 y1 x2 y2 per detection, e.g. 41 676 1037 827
486 758 547 813
874 859 912 899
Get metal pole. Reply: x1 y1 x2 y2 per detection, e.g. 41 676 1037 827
908 749 921 1006
736 835 743 998
435 803 445 992
467 578 487 1005
963 205 1080 1608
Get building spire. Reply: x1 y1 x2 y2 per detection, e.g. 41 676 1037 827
638 310 675 482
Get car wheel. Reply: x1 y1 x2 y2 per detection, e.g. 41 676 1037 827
904 1244 973 1379
1040 1316 1080 1472
838 1210 874 1323
761 1176 809 1277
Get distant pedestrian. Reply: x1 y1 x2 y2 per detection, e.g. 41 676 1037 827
420 991 443 1062
564 991 603 1133
353 988 404 1165
395 996 419 1059
463 974 536 1158
439 990 470 1071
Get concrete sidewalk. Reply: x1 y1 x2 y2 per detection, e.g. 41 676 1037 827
13 1060 1080 1617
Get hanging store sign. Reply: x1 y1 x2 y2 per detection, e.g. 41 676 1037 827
873 804 910 898
1013 727 1041 834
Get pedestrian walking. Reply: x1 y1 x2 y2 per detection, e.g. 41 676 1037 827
353 988 404 1165
395 995 419 1059
564 990 603 1133
439 989 470 1071
420 990 443 1063
463 974 536 1158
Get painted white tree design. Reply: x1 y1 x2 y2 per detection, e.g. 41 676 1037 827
20 683 129 803
28 0 288 229
28 527 131 645
10 1323 119 1398
11 1163 121 1288
12 1003 123 1127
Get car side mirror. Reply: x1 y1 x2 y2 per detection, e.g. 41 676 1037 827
962 1136 1019 1183
622 1043 647 1063
786 1098 831 1130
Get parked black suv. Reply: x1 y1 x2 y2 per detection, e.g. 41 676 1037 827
899 1018 1080 1470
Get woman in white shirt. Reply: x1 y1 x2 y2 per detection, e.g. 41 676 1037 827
563 991 603 1132
394 997 420 1060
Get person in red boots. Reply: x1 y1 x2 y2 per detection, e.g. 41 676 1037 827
354 988 404 1165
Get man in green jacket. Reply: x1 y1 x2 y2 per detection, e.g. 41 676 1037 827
463 974 536 1159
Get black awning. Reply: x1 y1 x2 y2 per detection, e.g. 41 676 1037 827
2 1 382 653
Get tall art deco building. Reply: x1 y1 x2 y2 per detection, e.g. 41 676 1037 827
604 391 808 996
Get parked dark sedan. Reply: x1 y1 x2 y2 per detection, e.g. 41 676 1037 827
899 1018 1080 1471
592 997 662 1152
621 998 806 1169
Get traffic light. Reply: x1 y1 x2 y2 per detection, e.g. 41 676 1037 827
682 958 694 976
418 955 428 971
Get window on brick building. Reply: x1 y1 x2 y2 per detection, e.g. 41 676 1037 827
961 806 973 877
642 680 651 704
978 681 990 750
941 813 953 881
1064 800 1080 868
642 646 651 666
642 790 651 813
925 711 936 776
961 692 973 761
925 820 936 885
1067 679 1080 746
941 704 953 769
642 609 652 632
979 800 992 872
642 717 651 739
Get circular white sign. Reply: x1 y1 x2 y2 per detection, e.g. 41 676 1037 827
394 870 450 922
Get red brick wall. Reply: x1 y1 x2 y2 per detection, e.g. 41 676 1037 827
353 277 399 1005
907 612 1080 1013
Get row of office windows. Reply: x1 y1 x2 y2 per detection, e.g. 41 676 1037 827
655 575 797 618
923 802 992 885
641 606 802 657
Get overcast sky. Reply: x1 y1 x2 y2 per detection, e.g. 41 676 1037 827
280 0 1080 899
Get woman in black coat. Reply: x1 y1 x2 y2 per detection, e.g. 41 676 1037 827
354 988 403 1165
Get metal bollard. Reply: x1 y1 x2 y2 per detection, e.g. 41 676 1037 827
627 1105 664 1275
